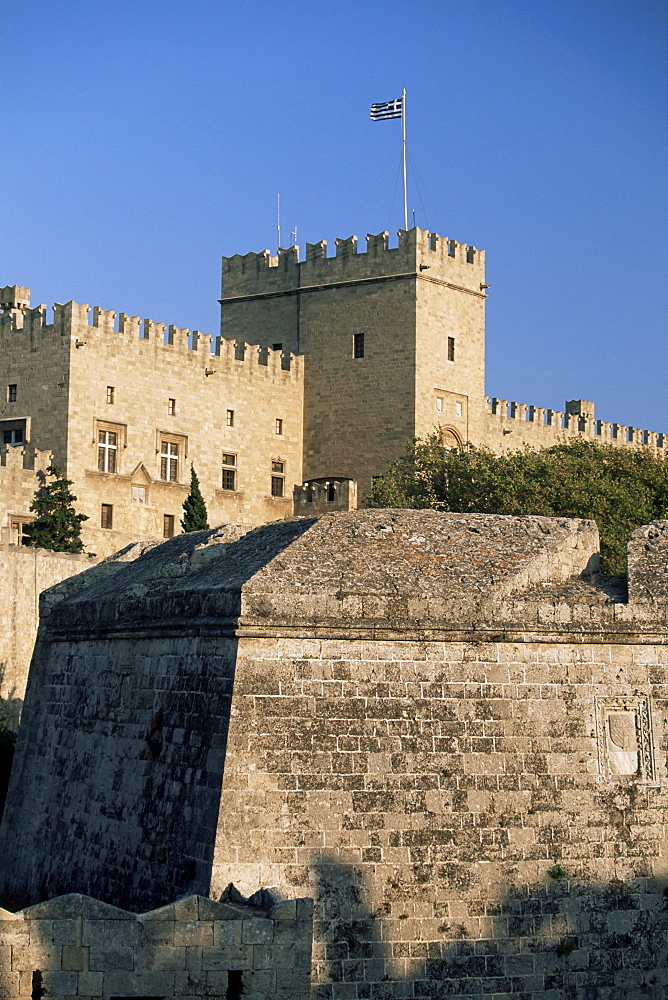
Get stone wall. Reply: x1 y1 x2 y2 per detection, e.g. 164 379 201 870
0 511 666 999
0 543 100 726
0 892 313 1000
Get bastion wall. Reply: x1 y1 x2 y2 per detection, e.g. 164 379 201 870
0 512 665 999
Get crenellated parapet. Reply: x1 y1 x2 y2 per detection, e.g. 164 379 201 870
221 225 486 301
0 290 302 382
0 444 53 473
484 396 666 453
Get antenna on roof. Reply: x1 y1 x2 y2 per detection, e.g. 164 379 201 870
277 193 281 252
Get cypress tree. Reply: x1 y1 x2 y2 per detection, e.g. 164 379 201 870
181 465 209 532
26 465 88 553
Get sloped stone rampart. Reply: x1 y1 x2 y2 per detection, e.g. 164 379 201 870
0 511 666 1000
0 892 313 999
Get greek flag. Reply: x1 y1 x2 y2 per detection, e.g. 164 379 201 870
370 97 403 120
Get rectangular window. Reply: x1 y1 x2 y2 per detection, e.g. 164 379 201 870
226 409 234 427
11 520 32 546
271 460 285 497
275 418 283 435
222 453 236 490
3 426 24 446
7 384 17 402
327 482 336 502
447 337 455 362
131 486 146 503
160 441 179 481
436 398 443 412
101 504 113 529
455 401 462 417
163 514 175 538
168 398 176 415
98 430 117 473
353 332 365 359
272 343 283 351
106 386 115 404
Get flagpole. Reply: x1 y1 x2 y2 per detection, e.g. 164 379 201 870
402 88 408 230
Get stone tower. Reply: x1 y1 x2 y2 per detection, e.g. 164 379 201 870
221 227 486 499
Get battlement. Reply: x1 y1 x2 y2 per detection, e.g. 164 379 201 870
0 444 53 473
221 226 485 299
0 290 301 380
485 396 666 452
0 285 30 312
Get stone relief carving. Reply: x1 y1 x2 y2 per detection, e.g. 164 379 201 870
596 697 655 780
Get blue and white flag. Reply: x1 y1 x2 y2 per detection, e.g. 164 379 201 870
370 97 403 120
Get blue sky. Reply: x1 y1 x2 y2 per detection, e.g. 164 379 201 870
2 0 666 431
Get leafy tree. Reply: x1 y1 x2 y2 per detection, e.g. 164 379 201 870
368 437 668 576
26 465 88 553
181 465 209 532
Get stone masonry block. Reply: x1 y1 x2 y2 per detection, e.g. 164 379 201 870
0 972 21 998
204 971 229 995
52 918 81 945
173 920 214 947
61 944 89 971
241 919 273 947
213 919 242 949
88 945 134 971
201 943 252 971
40 970 79 994
76 971 104 996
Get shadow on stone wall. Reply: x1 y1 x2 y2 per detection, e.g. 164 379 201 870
0 694 20 822
310 856 668 1000
0 669 23 731
0 521 321 913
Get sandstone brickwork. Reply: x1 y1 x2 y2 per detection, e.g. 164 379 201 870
0 891 313 999
0 291 302 558
1 511 665 999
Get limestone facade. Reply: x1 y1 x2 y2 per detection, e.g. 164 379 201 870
0 287 302 558
1 511 665 999
1 228 665 557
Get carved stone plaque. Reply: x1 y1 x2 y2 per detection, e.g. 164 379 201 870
595 697 655 780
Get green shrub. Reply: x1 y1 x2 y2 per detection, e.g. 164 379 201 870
368 439 668 576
